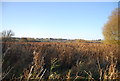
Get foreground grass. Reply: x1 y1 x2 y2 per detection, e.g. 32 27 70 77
2 42 120 80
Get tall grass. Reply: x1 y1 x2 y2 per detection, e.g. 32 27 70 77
2 42 120 80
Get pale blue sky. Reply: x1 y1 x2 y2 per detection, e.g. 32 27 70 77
2 2 118 40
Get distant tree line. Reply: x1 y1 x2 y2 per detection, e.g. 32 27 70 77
1 30 103 43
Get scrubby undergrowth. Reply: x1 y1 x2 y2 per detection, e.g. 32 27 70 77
2 42 120 80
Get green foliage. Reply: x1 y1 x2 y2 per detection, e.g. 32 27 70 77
49 58 62 79
19 38 28 42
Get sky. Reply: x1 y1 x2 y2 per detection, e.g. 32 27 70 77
2 2 118 40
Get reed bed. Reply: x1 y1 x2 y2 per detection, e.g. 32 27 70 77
2 42 120 80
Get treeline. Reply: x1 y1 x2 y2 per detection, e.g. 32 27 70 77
10 37 69 42
1 30 102 43
3 36 102 43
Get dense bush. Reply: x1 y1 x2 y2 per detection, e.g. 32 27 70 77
102 8 120 44
2 42 33 80
2 42 120 80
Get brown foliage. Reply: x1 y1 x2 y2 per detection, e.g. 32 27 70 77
102 8 120 44
2 42 120 80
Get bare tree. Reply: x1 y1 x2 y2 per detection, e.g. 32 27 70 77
2 30 15 54
2 30 14 42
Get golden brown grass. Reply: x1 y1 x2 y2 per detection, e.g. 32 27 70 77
2 42 120 80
